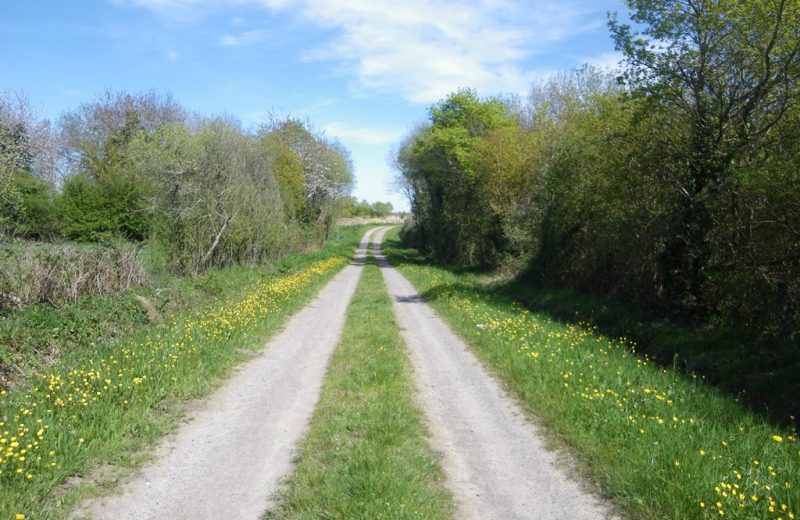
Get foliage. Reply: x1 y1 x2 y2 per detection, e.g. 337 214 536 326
337 196 394 218
258 117 354 239
609 0 800 314
260 134 306 217
396 88 517 265
59 172 152 242
0 169 59 239
0 93 59 238
0 90 355 279
395 0 800 349
126 120 288 273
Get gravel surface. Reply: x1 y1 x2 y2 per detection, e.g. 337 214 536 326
373 227 618 520
77 226 618 520
79 227 388 520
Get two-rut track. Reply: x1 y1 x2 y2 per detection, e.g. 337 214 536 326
80 228 614 520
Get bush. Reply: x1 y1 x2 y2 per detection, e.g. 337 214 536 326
59 173 151 242
0 241 146 308
0 170 60 240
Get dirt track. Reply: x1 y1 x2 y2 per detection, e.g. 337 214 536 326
79 226 617 519
373 227 616 520
80 227 387 520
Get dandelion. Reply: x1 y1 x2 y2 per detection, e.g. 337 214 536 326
397 260 800 520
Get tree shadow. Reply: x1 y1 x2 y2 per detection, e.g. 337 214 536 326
384 236 800 429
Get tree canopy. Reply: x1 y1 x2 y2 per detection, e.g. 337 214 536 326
396 0 800 346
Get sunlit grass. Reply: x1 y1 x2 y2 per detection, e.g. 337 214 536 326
0 226 372 520
266 254 453 520
383 228 799 520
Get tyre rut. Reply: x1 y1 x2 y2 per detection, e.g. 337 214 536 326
79 227 390 520
372 227 617 520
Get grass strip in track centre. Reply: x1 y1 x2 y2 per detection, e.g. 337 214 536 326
382 228 799 520
0 225 375 520
266 255 453 520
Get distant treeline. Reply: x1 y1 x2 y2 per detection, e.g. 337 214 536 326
0 91 353 274
338 197 394 218
395 0 800 344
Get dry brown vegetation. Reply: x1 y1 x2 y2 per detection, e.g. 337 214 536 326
0 242 145 308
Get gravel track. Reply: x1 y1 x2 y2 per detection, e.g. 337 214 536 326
373 227 617 520
79 227 388 520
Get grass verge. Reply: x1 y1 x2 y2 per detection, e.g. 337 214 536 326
0 226 372 391
0 225 373 520
383 228 799 520
266 254 453 520
494 281 800 427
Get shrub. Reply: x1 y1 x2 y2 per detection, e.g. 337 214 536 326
0 241 146 308
59 173 151 242
0 170 60 240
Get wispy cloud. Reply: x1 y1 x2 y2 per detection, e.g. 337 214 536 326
584 50 622 71
296 97 339 116
219 29 268 46
122 0 230 21
125 0 605 102
290 0 591 103
323 121 404 145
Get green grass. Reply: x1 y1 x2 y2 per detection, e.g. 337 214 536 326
266 254 453 520
0 225 375 520
0 226 372 391
383 228 799 520
492 280 800 428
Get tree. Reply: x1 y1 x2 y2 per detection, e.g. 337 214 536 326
59 90 185 178
609 0 800 313
397 89 516 265
371 201 393 217
337 198 394 218
260 135 306 217
0 92 59 236
259 117 353 238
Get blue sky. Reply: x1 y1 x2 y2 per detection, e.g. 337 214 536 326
1 0 627 211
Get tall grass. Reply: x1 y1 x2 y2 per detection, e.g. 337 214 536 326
0 241 145 309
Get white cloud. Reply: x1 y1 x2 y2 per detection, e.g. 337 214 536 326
125 0 604 103
323 121 404 145
219 29 268 46
167 49 180 60
584 50 623 71
289 0 588 103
